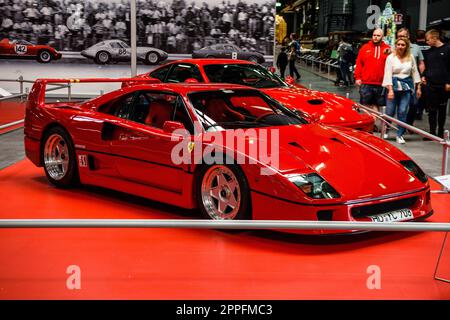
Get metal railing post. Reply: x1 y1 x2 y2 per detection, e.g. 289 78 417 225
442 130 449 176
18 76 23 94
380 106 387 139
68 82 72 102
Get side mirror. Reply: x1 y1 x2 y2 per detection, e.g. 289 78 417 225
267 66 276 74
163 121 185 134
285 76 295 85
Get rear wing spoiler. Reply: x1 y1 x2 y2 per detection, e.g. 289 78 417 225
27 77 161 109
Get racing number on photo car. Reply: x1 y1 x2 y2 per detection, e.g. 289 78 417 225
118 48 127 56
232 52 238 59
15 45 27 55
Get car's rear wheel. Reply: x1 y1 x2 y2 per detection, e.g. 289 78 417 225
95 51 111 64
248 55 259 63
42 127 78 188
145 51 160 65
37 50 52 63
196 164 250 221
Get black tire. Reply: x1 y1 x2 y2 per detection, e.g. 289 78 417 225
95 51 111 64
37 50 52 63
144 51 160 65
195 162 251 221
41 126 79 188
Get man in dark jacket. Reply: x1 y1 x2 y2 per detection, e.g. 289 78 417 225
422 29 450 138
276 47 288 79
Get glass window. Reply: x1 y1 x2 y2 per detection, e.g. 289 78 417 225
188 89 306 131
149 65 171 82
224 45 235 51
98 92 136 119
214 45 224 50
166 64 203 83
203 64 287 89
133 91 193 133
110 42 122 49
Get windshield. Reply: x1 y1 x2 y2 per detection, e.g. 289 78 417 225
188 89 307 131
203 64 289 89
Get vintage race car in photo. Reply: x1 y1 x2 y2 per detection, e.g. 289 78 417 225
81 40 168 65
0 38 62 63
192 44 265 64
24 78 432 235
126 59 375 132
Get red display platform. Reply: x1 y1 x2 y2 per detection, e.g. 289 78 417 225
0 100 25 134
0 160 449 299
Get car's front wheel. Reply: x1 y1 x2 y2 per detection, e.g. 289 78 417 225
95 51 111 64
196 164 250 220
37 50 52 63
144 51 160 65
42 126 78 188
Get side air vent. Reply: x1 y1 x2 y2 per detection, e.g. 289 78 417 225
288 141 306 151
307 99 324 105
330 137 346 145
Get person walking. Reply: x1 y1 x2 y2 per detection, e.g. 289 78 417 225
288 33 301 80
354 28 391 113
397 28 425 128
276 47 288 79
337 36 354 87
422 29 450 138
382 38 422 144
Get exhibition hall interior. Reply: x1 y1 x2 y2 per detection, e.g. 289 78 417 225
1 0 450 301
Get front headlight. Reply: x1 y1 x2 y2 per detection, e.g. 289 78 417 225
400 160 428 183
288 173 341 199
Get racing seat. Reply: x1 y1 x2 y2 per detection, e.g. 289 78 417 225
145 100 174 129
204 98 245 123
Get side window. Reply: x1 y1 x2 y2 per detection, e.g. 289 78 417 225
224 45 235 51
136 91 193 133
110 42 121 49
149 65 171 82
98 92 135 119
166 64 203 83
214 45 224 51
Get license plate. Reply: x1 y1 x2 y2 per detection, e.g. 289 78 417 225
370 209 413 223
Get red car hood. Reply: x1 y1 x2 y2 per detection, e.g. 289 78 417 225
210 124 426 202
263 87 372 125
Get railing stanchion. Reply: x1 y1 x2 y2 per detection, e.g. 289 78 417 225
380 106 387 139
68 82 72 102
442 130 449 176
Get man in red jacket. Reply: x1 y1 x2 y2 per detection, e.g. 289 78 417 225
354 28 391 112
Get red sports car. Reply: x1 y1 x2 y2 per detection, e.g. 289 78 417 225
125 59 375 132
24 79 432 235
0 38 62 63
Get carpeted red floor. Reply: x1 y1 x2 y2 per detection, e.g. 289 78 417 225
0 159 449 299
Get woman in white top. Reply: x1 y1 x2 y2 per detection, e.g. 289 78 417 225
382 38 421 144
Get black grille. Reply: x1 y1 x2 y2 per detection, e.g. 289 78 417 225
351 197 418 218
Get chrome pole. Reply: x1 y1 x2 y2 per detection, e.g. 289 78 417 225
380 106 387 139
442 130 449 176
0 219 449 232
130 0 137 77
68 82 72 102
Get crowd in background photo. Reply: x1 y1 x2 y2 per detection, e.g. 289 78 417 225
0 0 275 54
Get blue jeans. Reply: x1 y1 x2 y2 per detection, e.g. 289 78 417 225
386 90 411 137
